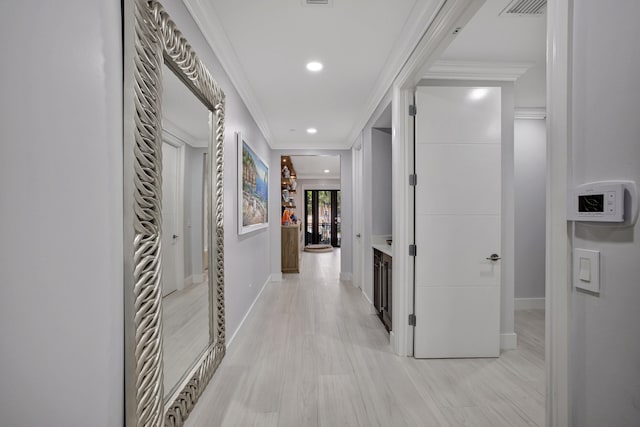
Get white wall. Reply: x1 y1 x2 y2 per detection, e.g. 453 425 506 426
514 63 546 108
371 129 393 236
358 92 392 305
0 1 123 425
570 1 640 425
514 119 546 299
155 0 273 344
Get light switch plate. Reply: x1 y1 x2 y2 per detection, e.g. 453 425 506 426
574 249 600 293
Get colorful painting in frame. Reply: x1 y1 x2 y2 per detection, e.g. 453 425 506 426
237 133 269 234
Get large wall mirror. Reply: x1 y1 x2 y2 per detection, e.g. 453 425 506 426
123 1 226 426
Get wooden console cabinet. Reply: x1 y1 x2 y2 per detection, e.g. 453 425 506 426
281 224 300 273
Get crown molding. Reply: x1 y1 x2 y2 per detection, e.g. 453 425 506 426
514 107 547 120
345 0 449 148
183 0 275 147
423 60 533 81
271 141 350 151
162 117 208 148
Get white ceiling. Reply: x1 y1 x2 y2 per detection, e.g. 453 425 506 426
170 0 546 151
290 155 341 180
162 64 210 147
185 0 444 150
439 0 546 63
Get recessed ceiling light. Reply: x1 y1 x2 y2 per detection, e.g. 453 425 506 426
469 88 489 100
324 169 330 173
306 61 323 72
307 128 317 134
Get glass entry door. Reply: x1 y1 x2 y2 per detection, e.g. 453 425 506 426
305 190 340 247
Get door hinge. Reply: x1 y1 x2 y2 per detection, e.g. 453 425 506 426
409 104 417 116
408 314 416 326
409 244 417 257
409 174 417 186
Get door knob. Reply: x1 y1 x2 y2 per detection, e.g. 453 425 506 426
486 253 501 261
172 234 179 239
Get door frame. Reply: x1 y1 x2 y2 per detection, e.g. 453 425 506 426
545 0 572 425
303 189 341 247
162 130 186 292
352 136 364 290
386 0 571 425
388 0 483 359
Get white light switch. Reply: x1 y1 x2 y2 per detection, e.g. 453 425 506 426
579 257 591 282
574 249 600 294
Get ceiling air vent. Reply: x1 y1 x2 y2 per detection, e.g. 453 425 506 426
499 0 546 16
302 0 332 7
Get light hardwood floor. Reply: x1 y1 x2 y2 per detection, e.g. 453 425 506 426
185 250 545 426
163 279 209 397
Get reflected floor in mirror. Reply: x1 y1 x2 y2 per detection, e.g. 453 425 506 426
163 279 209 396
185 250 544 426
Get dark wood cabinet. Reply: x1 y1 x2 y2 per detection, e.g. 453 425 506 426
373 249 392 332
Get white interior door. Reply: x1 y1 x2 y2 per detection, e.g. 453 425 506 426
414 86 502 358
162 142 180 297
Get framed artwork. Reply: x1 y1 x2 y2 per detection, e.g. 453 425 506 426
237 132 269 234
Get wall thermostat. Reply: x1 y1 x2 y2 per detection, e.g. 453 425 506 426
568 180 638 224
569 182 624 222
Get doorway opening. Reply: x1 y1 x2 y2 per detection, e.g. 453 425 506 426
305 190 341 248
280 154 342 274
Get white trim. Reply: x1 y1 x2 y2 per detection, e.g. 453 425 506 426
161 133 186 293
515 107 547 120
546 0 571 425
344 0 448 147
423 60 533 81
390 0 483 358
391 88 413 356
162 117 207 148
361 288 379 315
340 272 353 282
515 297 546 310
184 0 274 146
361 288 373 306
500 332 518 350
297 175 341 182
226 275 272 349
395 1 483 90
185 0 446 151
183 273 206 287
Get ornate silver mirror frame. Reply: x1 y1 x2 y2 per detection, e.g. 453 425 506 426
123 1 225 426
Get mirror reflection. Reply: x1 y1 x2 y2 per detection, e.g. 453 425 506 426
161 64 211 399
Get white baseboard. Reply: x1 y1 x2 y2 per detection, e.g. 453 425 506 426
226 275 271 349
340 272 353 282
500 332 518 350
515 297 545 310
361 289 372 305
184 273 205 287
271 272 283 282
361 290 378 315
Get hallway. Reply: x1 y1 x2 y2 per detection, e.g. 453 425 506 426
185 251 544 427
